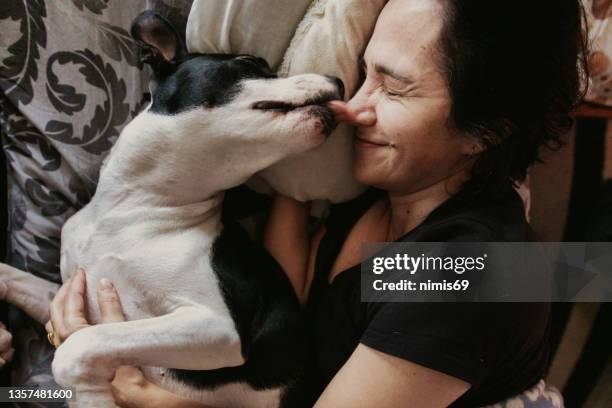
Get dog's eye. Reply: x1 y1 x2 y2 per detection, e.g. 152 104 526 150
236 56 268 68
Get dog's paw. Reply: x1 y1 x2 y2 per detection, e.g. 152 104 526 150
52 328 109 387
52 345 90 388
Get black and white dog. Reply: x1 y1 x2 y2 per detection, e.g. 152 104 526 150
0 11 343 408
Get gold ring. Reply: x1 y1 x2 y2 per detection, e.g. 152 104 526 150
47 331 56 347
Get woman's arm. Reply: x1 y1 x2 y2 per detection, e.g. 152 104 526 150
263 194 312 304
0 321 14 368
314 344 470 408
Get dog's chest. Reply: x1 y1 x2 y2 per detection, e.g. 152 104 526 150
59 201 228 322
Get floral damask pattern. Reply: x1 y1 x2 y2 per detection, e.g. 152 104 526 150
0 1 192 405
44 49 132 153
584 0 612 105
0 0 47 106
485 380 564 408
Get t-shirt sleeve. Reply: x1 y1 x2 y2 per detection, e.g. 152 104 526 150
360 302 490 386
360 218 501 386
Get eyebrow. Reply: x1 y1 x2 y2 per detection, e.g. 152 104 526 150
376 64 414 83
359 57 414 84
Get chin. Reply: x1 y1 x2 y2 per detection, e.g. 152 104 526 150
353 164 385 189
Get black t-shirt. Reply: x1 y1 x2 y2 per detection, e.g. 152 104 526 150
306 183 551 407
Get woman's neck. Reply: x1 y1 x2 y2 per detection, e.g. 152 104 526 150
384 171 470 241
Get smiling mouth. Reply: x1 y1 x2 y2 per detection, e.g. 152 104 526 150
356 137 393 147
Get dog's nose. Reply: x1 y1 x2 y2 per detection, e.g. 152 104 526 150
326 75 345 100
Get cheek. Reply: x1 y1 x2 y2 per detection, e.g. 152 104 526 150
374 99 440 147
373 104 466 181
380 98 457 152
353 95 466 184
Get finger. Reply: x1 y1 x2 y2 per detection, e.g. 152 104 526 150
65 269 90 334
0 348 14 365
109 381 128 408
0 328 12 353
44 320 60 348
97 279 126 323
49 280 71 342
0 321 6 331
112 366 146 387
44 321 60 348
111 366 147 408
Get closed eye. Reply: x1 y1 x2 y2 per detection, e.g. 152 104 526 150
384 88 402 97
236 55 269 68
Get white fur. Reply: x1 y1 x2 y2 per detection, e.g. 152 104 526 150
0 74 339 407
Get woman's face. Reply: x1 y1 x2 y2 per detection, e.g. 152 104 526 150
347 0 476 195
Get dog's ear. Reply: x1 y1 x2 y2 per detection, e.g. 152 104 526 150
131 11 187 74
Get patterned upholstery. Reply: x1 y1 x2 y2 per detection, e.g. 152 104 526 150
0 1 193 405
484 381 564 408
584 0 612 105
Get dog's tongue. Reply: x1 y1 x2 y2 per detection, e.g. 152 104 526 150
326 101 376 126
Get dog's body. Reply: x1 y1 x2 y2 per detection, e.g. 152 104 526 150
0 11 343 407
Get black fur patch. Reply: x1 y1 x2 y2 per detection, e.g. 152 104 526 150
150 54 275 115
168 209 313 407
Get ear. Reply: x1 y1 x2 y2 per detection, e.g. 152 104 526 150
463 140 485 157
131 11 187 68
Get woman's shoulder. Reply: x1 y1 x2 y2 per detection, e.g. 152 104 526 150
404 182 531 243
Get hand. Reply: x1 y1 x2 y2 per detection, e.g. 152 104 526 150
110 366 152 408
111 364 212 408
46 269 90 346
44 269 183 407
45 269 206 408
46 268 125 346
0 321 15 369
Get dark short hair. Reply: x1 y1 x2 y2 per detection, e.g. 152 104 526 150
437 0 588 193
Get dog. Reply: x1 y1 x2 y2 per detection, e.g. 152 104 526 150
0 11 344 407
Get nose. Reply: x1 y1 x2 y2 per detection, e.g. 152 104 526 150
325 75 345 100
342 83 376 126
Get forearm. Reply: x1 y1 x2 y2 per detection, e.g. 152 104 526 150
114 378 212 408
263 194 311 304
145 384 212 408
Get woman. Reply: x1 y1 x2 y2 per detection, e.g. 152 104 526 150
48 0 586 406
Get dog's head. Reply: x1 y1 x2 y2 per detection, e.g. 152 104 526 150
124 12 344 197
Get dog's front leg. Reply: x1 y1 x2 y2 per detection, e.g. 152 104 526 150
52 306 244 408
0 263 60 324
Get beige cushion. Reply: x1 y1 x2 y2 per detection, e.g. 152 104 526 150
186 0 387 202
186 0 311 70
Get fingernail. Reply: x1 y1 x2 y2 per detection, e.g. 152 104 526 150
99 278 113 290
